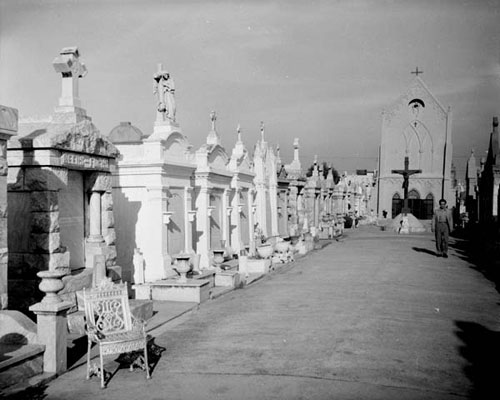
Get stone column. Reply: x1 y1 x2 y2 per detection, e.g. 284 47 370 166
142 186 171 281
88 191 103 242
195 185 211 269
269 184 279 237
247 188 256 256
230 188 242 254
283 189 289 235
221 188 230 248
184 187 194 253
0 104 17 309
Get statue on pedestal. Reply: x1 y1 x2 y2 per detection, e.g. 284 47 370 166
153 64 176 123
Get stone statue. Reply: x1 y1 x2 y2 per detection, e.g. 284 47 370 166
210 111 217 131
153 64 176 123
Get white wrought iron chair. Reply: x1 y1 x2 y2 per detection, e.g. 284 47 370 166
83 279 150 388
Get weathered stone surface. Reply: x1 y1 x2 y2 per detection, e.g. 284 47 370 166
104 246 117 267
0 218 6 246
103 228 116 246
101 210 114 229
6 167 23 190
29 232 61 253
101 191 113 211
86 172 112 192
0 105 18 134
0 310 37 344
0 260 7 309
58 268 92 295
0 204 6 218
25 167 67 191
31 211 60 233
30 191 59 212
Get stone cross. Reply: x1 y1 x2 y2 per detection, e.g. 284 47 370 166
392 156 421 214
52 47 87 108
411 67 423 77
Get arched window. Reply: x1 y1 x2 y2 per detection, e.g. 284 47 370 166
392 193 402 217
408 189 420 199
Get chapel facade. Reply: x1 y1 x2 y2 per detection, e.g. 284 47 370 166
378 75 453 219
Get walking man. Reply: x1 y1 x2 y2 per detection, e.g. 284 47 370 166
431 199 454 257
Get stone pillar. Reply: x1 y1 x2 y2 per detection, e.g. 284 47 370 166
222 188 230 247
195 185 211 269
0 104 17 309
283 190 289 235
29 271 72 374
142 186 171 281
88 191 103 242
85 173 113 270
247 189 256 256
230 188 242 254
269 184 279 237
184 187 194 253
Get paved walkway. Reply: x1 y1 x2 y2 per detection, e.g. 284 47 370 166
7 226 500 399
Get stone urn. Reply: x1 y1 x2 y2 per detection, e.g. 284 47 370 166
174 253 192 283
37 270 66 304
256 243 273 259
212 249 225 269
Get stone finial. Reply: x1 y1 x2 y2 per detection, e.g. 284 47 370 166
237 123 241 142
210 110 217 131
260 121 265 142
53 47 87 109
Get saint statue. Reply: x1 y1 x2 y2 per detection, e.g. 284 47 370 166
153 65 176 123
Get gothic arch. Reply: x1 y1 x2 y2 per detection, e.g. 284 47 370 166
403 121 433 171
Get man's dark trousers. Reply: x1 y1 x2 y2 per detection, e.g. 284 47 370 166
435 221 449 255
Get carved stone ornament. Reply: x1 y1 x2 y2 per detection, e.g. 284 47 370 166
0 105 18 134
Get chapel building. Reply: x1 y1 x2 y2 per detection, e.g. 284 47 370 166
378 74 453 219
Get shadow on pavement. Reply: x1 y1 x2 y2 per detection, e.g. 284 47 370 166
0 384 49 400
412 246 438 256
455 320 500 400
449 225 500 294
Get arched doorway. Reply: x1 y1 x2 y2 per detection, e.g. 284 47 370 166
392 193 402 217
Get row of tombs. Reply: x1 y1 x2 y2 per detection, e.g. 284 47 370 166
0 47 375 385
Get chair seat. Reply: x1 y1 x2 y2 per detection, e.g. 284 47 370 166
97 330 145 345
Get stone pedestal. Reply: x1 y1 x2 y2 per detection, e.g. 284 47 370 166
29 301 72 374
245 259 271 274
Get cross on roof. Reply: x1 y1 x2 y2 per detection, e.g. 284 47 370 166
411 67 423 77
53 47 87 109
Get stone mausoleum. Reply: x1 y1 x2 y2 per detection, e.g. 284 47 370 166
7 47 119 311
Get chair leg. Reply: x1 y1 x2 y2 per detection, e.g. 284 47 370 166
100 350 105 389
144 342 150 379
86 339 91 380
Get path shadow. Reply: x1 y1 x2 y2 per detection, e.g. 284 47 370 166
448 225 500 293
412 246 438 256
455 320 500 399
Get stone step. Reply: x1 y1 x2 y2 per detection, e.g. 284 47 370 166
67 299 154 335
0 344 45 390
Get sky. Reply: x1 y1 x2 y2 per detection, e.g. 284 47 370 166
1 0 499 179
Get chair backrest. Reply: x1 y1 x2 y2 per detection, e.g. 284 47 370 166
83 280 132 335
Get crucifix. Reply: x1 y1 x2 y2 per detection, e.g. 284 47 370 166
392 156 421 215
411 67 423 77
52 47 87 108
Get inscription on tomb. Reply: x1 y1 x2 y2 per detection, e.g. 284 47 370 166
61 152 109 170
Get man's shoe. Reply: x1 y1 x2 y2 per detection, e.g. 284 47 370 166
443 253 448 258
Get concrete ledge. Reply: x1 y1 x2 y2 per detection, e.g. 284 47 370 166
150 279 211 303
191 270 215 288
0 344 45 390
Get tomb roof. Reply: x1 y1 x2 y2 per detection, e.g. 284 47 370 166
109 121 144 143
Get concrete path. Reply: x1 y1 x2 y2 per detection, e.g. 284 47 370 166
8 226 500 399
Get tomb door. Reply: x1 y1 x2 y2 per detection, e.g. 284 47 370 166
59 170 85 271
